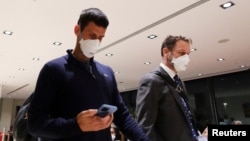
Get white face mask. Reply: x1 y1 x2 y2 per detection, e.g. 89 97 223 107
171 54 190 72
79 39 100 58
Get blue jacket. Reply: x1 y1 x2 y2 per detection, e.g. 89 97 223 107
28 49 149 141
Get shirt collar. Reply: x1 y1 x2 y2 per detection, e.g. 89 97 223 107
67 49 94 64
160 62 176 80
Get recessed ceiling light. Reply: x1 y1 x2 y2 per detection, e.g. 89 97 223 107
3 30 13 35
53 42 62 46
18 68 25 71
218 39 229 43
105 53 113 57
9 75 15 78
198 73 203 76
147 35 157 39
114 71 120 74
220 1 235 9
144 61 151 65
32 57 40 61
239 65 246 68
217 58 225 61
190 48 197 52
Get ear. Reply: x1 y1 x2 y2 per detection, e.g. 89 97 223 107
74 25 80 36
162 48 169 56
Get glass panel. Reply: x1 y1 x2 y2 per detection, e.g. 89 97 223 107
213 70 250 125
185 78 215 132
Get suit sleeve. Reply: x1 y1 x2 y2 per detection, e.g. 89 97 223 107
136 74 163 140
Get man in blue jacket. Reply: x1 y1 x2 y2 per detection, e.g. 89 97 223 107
27 7 150 141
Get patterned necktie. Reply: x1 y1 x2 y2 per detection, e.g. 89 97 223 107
174 75 198 141
174 75 184 93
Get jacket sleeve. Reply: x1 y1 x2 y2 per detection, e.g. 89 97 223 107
27 64 82 139
135 73 163 141
108 68 151 141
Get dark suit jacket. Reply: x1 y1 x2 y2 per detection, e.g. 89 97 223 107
136 66 198 141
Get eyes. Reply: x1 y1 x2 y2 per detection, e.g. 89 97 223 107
176 50 190 56
179 51 187 56
88 33 104 41
81 31 104 41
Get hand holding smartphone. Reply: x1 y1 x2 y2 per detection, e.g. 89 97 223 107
96 104 117 118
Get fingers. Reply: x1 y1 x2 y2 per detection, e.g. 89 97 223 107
94 114 114 127
76 109 114 132
106 114 114 125
77 109 98 118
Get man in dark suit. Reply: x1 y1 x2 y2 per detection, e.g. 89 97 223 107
136 35 203 141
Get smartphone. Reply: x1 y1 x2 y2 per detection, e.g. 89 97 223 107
96 104 117 118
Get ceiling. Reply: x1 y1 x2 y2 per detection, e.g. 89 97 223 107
0 0 250 100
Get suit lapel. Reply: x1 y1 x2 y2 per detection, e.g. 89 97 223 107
156 67 191 120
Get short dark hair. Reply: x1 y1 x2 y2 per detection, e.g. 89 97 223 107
77 8 109 32
161 35 192 56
